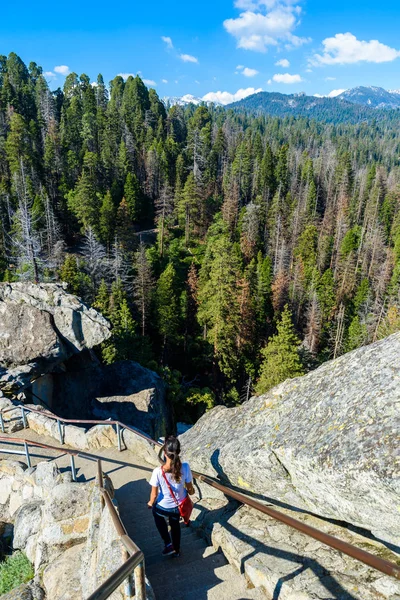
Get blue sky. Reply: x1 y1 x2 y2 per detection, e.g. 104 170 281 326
1 0 400 103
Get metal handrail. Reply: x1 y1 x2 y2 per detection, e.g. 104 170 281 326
195 473 400 580
86 550 144 600
0 436 147 599
0 405 399 582
0 403 155 449
92 479 146 600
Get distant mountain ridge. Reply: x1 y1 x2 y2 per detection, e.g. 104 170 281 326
163 94 203 107
163 86 400 124
337 86 400 109
226 87 400 124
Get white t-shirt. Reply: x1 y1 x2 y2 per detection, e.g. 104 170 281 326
149 463 193 510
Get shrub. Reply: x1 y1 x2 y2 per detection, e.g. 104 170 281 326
0 551 34 594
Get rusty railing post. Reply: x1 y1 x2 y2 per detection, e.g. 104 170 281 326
97 460 105 507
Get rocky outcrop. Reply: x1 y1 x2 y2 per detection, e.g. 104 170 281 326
92 361 169 440
181 333 400 546
0 283 171 440
0 283 111 390
181 334 400 599
0 581 44 600
190 500 400 600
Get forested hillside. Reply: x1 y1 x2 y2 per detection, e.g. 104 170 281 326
1 52 400 420
229 90 400 124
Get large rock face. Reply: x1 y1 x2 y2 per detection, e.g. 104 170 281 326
181 333 400 546
92 361 169 440
0 283 171 439
0 283 111 389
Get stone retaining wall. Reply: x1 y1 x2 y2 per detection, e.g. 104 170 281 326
0 396 159 468
0 458 154 599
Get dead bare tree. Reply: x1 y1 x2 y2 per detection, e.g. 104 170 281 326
133 242 154 337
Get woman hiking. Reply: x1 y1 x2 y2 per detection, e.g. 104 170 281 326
148 436 195 557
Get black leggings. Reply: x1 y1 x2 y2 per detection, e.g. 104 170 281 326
152 504 181 551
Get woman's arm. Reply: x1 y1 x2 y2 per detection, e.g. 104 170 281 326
148 486 158 508
185 481 195 495
185 464 196 495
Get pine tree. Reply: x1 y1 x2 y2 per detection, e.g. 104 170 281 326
94 279 110 317
133 243 154 337
67 152 101 232
256 305 304 394
345 315 367 352
59 254 82 295
124 172 142 221
156 262 180 359
99 191 116 248
178 172 199 246
197 236 241 383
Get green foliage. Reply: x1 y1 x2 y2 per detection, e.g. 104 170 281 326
376 305 400 340
156 263 180 349
345 316 367 352
0 552 34 595
340 226 361 257
2 51 400 410
197 235 241 382
59 255 90 296
124 172 142 221
256 305 304 394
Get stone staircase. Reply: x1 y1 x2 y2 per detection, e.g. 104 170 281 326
0 427 264 600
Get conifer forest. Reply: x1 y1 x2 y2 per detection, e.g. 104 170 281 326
1 52 400 421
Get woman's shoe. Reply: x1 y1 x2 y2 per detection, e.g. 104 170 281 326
172 551 180 558
162 544 175 556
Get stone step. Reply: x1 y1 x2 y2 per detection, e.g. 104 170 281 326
130 524 195 543
144 537 207 568
148 555 262 600
0 428 265 600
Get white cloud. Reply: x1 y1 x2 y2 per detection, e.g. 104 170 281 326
54 65 70 75
275 58 290 67
328 88 346 97
117 73 135 80
161 36 173 49
325 76 336 81
243 67 259 76
91 81 98 87
237 65 259 76
143 79 156 86
271 72 302 83
162 79 168 84
285 32 310 48
202 86 262 105
180 54 199 63
223 2 309 52
313 89 347 98
311 32 400 66
44 71 56 78
234 0 288 8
